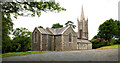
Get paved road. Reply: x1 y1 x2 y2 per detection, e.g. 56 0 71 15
2 49 118 61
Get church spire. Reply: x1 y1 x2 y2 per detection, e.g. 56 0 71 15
81 5 84 20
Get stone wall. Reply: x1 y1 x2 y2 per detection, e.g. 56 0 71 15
77 43 87 50
48 35 53 51
87 43 92 49
31 29 41 51
72 37 77 50
42 34 48 51
63 27 77 50
77 43 92 50
54 35 62 51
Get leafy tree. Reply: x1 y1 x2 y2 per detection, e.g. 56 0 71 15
1 0 66 53
91 19 120 48
12 27 31 52
38 26 43 28
2 36 12 53
98 19 118 41
52 23 63 28
115 20 120 40
92 35 100 40
65 21 76 29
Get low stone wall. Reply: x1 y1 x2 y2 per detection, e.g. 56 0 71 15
77 43 92 50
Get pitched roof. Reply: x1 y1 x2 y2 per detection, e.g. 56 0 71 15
37 28 51 34
47 27 68 35
36 26 69 35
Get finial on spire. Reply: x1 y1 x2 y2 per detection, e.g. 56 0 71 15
81 5 84 20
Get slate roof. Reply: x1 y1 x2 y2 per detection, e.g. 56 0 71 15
77 39 91 44
36 26 91 44
48 27 67 35
37 28 51 34
37 26 68 35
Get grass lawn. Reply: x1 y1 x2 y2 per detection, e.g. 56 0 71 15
96 44 120 50
1 51 57 58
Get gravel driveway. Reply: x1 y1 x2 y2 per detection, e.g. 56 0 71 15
2 49 118 61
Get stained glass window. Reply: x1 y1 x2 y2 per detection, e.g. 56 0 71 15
69 33 72 42
35 32 37 42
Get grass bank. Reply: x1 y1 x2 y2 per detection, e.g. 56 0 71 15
2 51 57 58
96 44 120 50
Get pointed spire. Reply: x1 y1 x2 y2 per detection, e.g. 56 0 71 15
81 5 84 20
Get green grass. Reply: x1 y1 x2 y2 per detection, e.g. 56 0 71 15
2 51 57 58
96 44 120 50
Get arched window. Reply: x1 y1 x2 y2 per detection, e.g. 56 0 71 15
35 32 37 42
69 33 72 42
79 30 82 39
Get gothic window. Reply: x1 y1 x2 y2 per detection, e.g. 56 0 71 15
79 30 82 39
35 32 37 42
69 33 72 42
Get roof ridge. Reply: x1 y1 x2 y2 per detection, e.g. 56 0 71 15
56 27 67 34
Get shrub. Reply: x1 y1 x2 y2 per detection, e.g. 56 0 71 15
109 39 117 45
90 38 108 49
90 38 120 49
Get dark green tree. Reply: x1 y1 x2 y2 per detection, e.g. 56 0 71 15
1 0 66 53
52 23 63 28
2 36 12 53
92 35 100 40
38 26 43 28
98 19 118 42
12 27 31 52
91 19 120 48
65 21 76 29
115 20 120 40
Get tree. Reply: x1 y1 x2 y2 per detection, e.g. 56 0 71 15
52 23 63 28
12 27 31 52
98 19 118 42
65 21 76 29
1 0 66 53
91 19 120 47
114 20 120 40
38 26 43 28
2 36 12 53
92 35 100 40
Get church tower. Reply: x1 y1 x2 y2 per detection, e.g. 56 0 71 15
77 6 88 40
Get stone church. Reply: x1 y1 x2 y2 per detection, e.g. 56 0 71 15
31 7 92 51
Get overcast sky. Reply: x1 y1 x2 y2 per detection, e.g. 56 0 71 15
12 0 120 40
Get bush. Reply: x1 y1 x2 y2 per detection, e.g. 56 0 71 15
115 40 120 44
90 38 108 49
90 38 120 49
109 39 117 45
